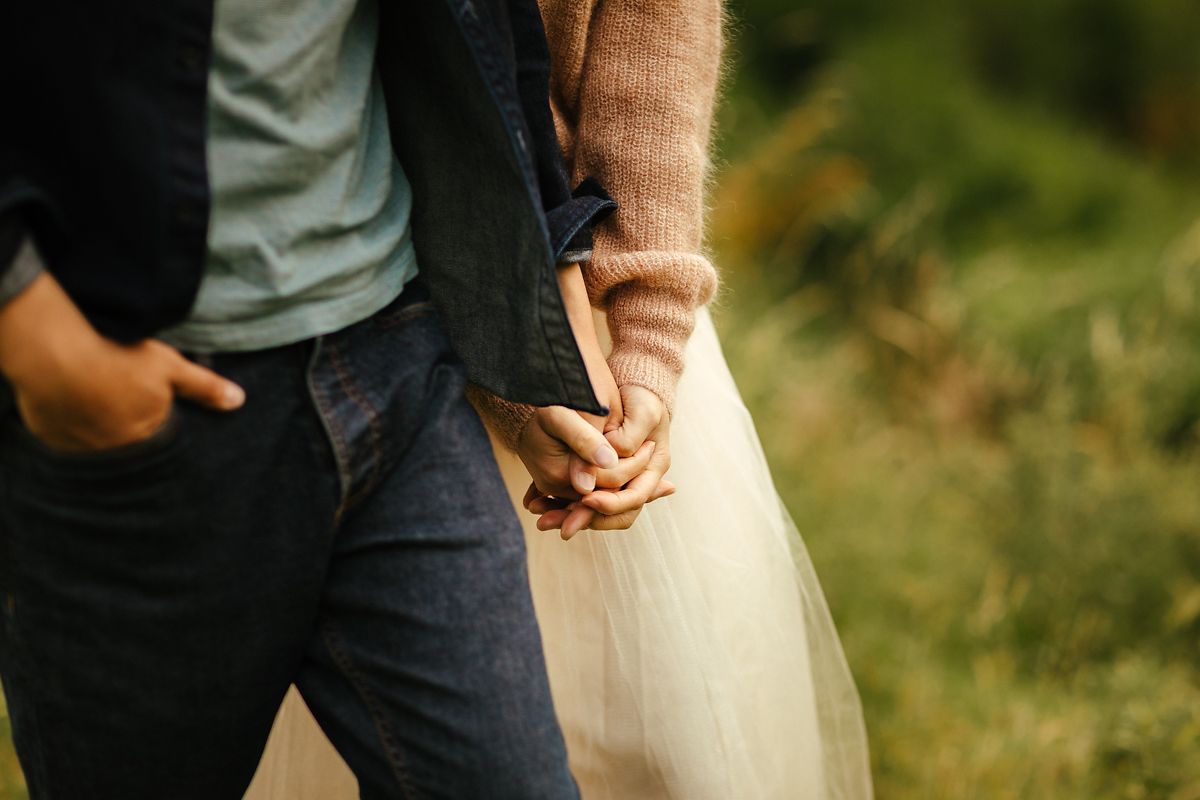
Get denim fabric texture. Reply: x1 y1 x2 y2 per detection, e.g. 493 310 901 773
0 281 579 799
0 0 614 413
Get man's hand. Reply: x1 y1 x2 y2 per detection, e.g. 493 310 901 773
515 404 623 502
0 273 245 453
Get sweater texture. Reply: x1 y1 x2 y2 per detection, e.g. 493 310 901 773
477 0 723 449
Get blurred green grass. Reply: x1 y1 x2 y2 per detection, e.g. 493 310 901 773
713 0 1200 796
0 693 21 799
4 1 1200 797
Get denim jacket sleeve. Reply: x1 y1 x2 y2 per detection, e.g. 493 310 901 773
506 0 616 262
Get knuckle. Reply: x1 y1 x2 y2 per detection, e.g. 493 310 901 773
137 339 166 357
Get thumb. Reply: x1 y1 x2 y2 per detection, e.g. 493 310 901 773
537 406 618 468
169 356 245 411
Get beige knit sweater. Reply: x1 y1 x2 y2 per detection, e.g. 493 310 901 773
477 0 723 449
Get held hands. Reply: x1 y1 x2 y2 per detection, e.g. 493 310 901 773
516 381 674 541
0 273 244 453
515 356 674 539
515 263 676 539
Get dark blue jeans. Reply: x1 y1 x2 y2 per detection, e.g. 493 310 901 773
0 282 578 799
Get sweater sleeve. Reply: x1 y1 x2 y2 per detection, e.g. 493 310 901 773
466 383 537 453
570 0 723 412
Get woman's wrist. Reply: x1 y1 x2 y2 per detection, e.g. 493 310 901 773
557 263 613 408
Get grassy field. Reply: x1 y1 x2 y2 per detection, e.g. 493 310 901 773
3 1 1200 797
712 0 1200 796
0 692 19 798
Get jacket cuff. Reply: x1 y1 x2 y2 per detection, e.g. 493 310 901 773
546 177 617 263
465 384 538 453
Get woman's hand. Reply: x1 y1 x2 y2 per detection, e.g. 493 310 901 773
577 384 673 521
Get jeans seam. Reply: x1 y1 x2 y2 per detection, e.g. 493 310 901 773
325 337 385 516
320 617 421 800
306 338 355 520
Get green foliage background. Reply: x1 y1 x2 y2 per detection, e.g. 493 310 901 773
4 1 1200 797
712 0 1200 796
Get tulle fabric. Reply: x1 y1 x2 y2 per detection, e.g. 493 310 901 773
245 308 873 799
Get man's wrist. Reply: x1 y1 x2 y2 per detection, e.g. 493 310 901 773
0 271 102 388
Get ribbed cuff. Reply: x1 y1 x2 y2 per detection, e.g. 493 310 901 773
465 384 538 452
0 236 45 308
585 250 719 415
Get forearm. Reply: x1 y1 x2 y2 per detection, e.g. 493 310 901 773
556 261 610 398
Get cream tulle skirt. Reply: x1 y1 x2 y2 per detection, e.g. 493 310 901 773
244 309 873 799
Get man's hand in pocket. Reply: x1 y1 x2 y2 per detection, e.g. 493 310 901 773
0 272 245 453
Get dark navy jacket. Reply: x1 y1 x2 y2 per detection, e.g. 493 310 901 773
0 0 614 413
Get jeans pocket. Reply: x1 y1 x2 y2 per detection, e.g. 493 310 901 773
9 404 182 467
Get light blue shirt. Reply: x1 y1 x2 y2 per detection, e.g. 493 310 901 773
161 0 417 352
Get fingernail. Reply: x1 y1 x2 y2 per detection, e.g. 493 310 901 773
223 383 246 409
575 470 595 492
593 445 618 469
